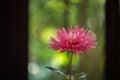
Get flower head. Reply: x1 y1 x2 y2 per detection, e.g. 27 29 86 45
49 25 97 54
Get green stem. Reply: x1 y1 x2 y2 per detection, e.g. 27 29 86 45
69 52 73 80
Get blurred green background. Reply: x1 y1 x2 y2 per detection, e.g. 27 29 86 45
28 0 106 80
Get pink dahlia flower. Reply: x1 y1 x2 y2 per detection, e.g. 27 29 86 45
49 26 97 54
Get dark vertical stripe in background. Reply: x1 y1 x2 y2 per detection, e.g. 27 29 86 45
1 0 28 80
105 0 119 80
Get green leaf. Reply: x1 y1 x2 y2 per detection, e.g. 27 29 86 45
74 72 88 80
46 66 67 78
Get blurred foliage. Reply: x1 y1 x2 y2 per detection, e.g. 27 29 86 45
29 0 106 80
